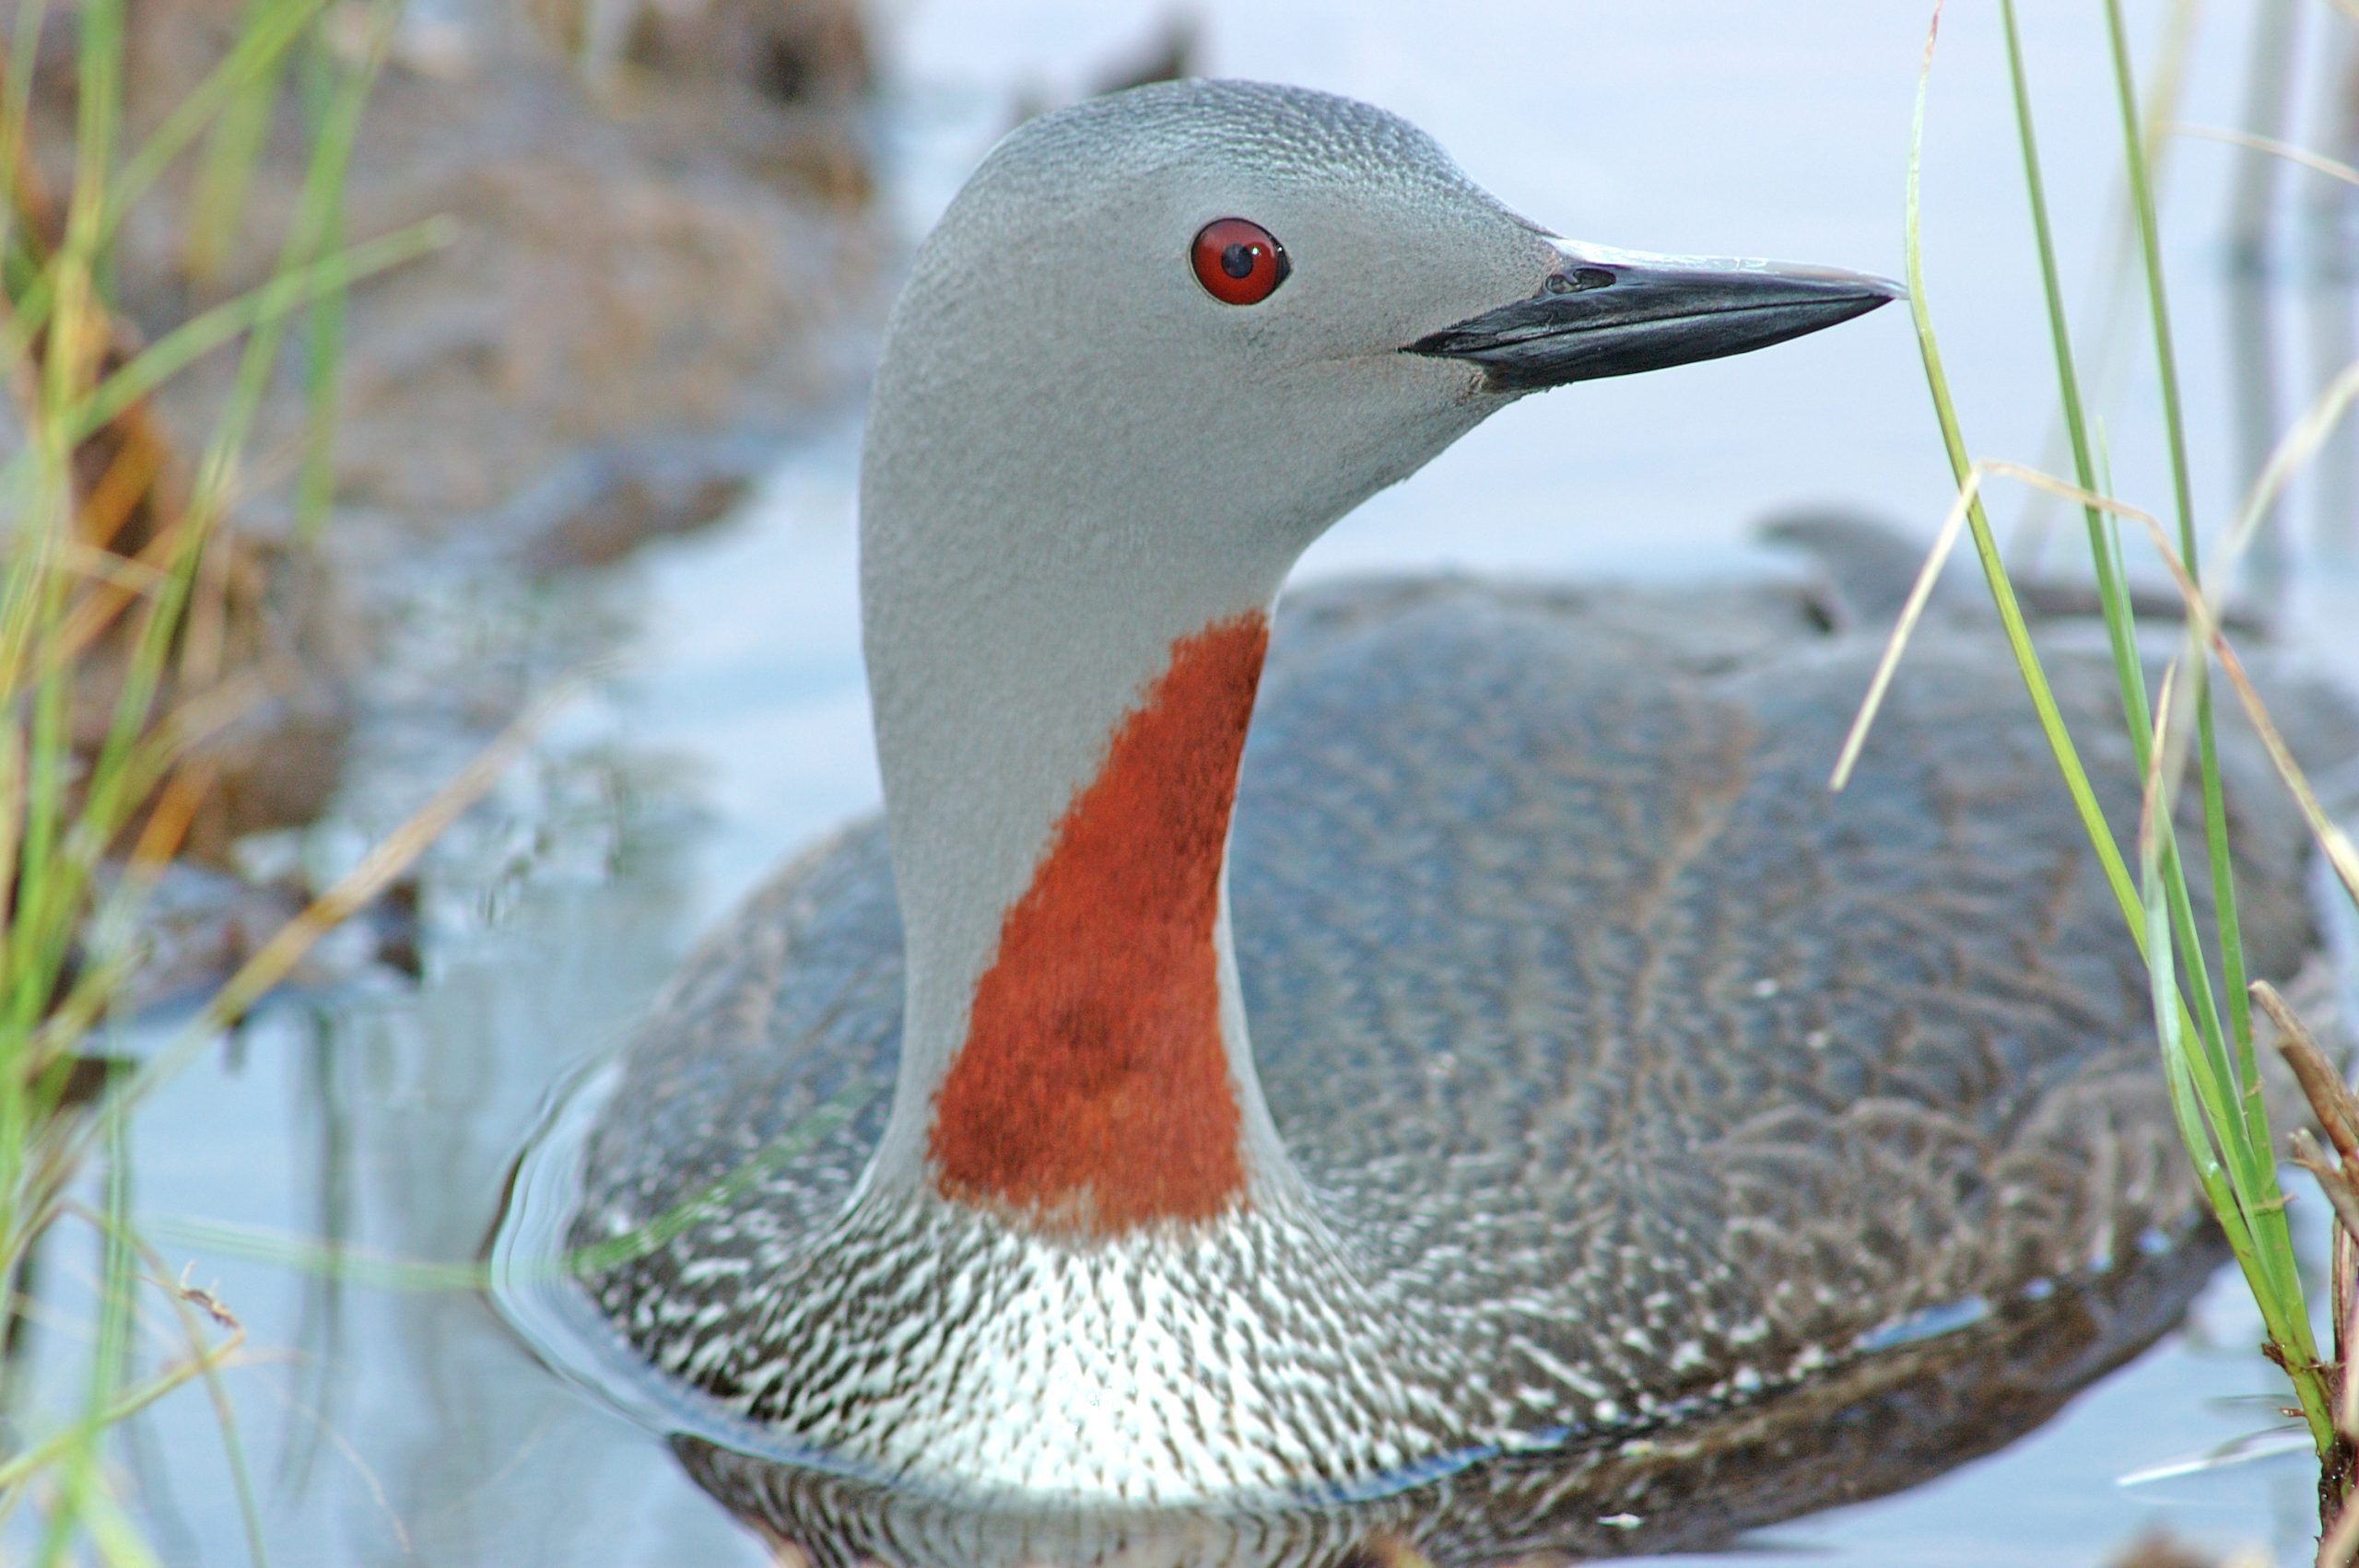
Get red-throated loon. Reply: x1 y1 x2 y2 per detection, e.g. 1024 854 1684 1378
557 77 2340 1515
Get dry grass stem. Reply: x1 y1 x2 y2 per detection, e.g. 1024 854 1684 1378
1829 464 1978 790
2173 123 2359 189
2117 501 2359 909
1832 458 2163 793
2260 979 2359 1566
2225 357 2359 568
181 675 583 1040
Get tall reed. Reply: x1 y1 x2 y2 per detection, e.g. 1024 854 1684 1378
0 3 444 1560
1878 0 2359 1542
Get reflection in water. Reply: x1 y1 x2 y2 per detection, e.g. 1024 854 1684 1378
672 1246 2218 1567
2224 0 2299 602
2227 0 2359 597
2302 23 2359 562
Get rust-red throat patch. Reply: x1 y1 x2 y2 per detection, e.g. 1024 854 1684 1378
928 613 1270 1235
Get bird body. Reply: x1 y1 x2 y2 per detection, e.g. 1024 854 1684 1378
562 78 2342 1514
578 571 2310 1506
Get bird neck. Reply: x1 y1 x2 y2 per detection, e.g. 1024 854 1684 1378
859 541 1299 1240
928 610 1267 1235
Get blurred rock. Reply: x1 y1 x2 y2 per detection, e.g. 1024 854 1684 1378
115 0 881 532
83 859 422 1013
1090 11 1199 96
2103 1529 2269 1568
1011 11 1197 126
503 439 757 574
20 0 882 1003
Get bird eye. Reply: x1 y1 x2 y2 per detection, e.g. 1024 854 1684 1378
1191 218 1290 306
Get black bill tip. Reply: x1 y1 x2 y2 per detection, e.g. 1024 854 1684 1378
1404 256 1903 393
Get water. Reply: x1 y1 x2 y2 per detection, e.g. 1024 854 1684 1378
15 0 2358 1562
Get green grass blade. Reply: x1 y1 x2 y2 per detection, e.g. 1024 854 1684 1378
182 0 309 282
0 0 328 363
1997 0 2146 731
2101 0 2259 1129
0 0 56 270
0 0 393 1550
110 0 324 235
1907 6 2141 941
1908 0 2324 1446
66 217 452 442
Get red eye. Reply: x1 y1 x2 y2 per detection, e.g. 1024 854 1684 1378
1191 217 1290 306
